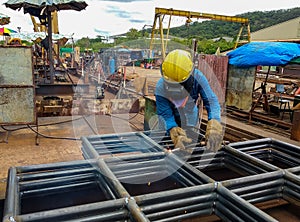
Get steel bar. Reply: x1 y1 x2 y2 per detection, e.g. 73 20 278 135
20 181 98 197
96 158 130 198
284 170 300 182
221 171 283 187
107 157 165 171
81 136 106 159
15 159 92 174
224 153 267 174
117 170 169 183
135 183 215 205
82 133 165 159
114 166 167 181
288 166 300 174
239 187 282 201
283 185 300 201
18 167 95 181
229 138 272 149
62 211 129 222
249 194 282 205
229 138 300 163
16 198 128 222
126 197 150 222
19 173 96 191
224 145 279 171
224 158 256 176
166 161 207 186
217 185 278 222
224 162 254 177
188 153 223 166
171 169 201 187
3 167 17 221
272 144 300 160
272 139 300 150
166 153 214 183
149 208 213 222
237 148 300 168
137 185 216 221
230 179 283 196
143 198 214 214
214 209 230 222
216 197 254 221
95 172 118 200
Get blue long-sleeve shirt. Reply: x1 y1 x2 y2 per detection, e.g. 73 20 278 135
155 69 221 132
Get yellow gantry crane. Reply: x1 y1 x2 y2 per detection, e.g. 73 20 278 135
150 7 251 59
30 11 60 56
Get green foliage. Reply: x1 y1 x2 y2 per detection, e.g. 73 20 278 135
168 7 300 40
71 7 300 54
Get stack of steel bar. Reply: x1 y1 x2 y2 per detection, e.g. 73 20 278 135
3 131 300 221
229 138 300 169
81 131 166 159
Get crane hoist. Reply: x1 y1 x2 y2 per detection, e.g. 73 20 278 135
150 7 251 59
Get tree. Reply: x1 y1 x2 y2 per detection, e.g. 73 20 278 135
126 28 142 40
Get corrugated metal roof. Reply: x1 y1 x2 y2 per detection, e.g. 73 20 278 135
251 17 300 42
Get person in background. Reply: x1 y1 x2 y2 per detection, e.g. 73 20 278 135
155 49 223 152
108 56 115 75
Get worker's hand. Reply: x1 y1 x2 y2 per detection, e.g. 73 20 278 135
170 127 192 149
205 119 223 152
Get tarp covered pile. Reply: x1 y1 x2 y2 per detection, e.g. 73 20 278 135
227 42 300 67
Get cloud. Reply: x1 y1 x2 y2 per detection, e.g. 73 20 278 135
94 29 110 36
129 19 147 24
105 5 132 18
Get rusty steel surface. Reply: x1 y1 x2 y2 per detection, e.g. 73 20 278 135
197 54 228 106
291 110 300 141
0 47 36 125
0 47 33 85
226 65 256 111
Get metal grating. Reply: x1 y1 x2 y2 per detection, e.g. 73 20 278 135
81 131 165 159
3 135 300 221
229 138 300 169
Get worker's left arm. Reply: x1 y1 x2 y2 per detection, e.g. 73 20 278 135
193 69 223 152
193 69 221 121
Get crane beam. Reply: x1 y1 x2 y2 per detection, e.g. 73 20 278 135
155 7 249 24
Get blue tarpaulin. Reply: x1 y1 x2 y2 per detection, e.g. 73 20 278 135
227 42 300 68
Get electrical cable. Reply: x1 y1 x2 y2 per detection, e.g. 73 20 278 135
106 111 144 131
26 124 80 141
0 115 85 132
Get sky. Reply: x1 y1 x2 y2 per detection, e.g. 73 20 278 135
0 0 299 40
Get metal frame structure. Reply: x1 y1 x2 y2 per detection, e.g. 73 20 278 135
229 138 300 169
4 134 300 221
150 7 251 59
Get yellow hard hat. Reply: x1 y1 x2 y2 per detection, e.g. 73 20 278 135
161 49 194 83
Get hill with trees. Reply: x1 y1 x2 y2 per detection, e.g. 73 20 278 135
74 7 300 54
168 7 300 39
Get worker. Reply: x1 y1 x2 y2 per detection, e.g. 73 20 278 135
108 56 115 75
155 49 223 152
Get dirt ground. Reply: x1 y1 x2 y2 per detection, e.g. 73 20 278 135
0 114 145 200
